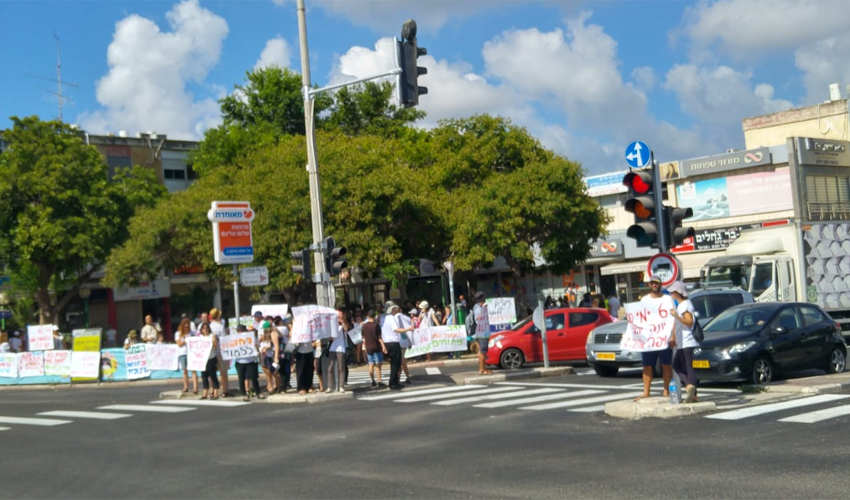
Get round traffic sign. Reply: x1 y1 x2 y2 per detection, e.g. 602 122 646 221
625 141 651 169
647 252 681 287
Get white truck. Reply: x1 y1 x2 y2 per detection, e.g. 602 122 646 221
700 222 850 332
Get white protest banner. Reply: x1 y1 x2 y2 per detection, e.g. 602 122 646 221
405 325 468 359
70 351 100 378
620 297 675 352
251 304 288 320
125 344 150 380
27 324 56 351
347 324 363 345
219 332 258 361
186 337 213 372
227 316 255 335
18 351 45 377
486 297 517 325
146 344 179 371
0 353 18 378
291 305 337 343
44 350 72 377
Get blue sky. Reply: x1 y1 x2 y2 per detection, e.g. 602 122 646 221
2 0 849 175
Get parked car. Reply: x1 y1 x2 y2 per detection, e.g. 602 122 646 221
486 307 613 369
585 288 755 377
692 302 846 384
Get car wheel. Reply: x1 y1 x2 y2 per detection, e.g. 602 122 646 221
593 365 619 377
825 345 846 374
750 355 774 384
500 348 525 370
469 341 479 355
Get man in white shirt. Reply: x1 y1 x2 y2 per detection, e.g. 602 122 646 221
634 275 675 401
381 301 412 390
473 292 493 375
9 331 23 353
140 315 160 344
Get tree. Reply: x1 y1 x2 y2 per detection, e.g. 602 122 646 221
324 81 425 139
0 116 166 324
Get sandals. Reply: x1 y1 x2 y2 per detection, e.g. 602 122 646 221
479 370 493 375
243 396 250 402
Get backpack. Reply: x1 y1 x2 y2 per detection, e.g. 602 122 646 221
691 319 705 343
465 312 476 337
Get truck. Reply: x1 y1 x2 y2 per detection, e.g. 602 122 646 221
700 222 850 332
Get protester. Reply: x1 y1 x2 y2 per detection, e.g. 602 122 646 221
668 281 699 403
123 330 138 350
351 310 365 366
209 308 230 397
198 322 220 400
361 309 385 387
607 292 621 318
327 309 349 393
258 321 280 395
233 324 263 401
0 331 10 353
140 314 160 344
634 275 675 401
104 324 118 348
52 327 63 350
175 318 199 394
382 301 411 390
473 292 493 375
295 340 315 395
274 316 292 392
313 339 324 392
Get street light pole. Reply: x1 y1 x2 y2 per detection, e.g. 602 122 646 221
0 292 8 331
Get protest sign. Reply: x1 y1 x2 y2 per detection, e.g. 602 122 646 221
27 324 55 351
620 297 676 352
125 344 150 380
486 297 517 326
219 332 258 361
251 304 288 320
72 328 102 382
347 324 363 345
18 351 45 377
70 351 101 378
227 316 255 335
146 344 179 371
44 350 72 377
0 353 18 378
186 337 213 372
291 305 337 343
405 325 468 358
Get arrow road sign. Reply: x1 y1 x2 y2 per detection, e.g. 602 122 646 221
625 141 651 169
241 266 269 287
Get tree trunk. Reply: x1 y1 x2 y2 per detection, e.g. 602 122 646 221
503 253 532 318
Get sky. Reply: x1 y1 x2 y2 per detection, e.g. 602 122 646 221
2 0 850 176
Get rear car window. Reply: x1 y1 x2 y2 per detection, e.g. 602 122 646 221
545 313 565 330
692 293 745 319
800 305 830 326
569 312 598 328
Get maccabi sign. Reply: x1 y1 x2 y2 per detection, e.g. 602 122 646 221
208 201 255 265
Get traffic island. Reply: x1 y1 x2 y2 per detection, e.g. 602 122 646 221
459 366 574 385
604 396 716 420
266 390 354 404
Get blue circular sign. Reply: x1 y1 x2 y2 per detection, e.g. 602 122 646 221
625 141 651 169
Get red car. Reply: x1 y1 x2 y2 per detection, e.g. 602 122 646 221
485 307 613 369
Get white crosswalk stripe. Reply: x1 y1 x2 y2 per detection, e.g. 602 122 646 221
150 399 250 408
37 411 132 420
706 394 850 421
778 404 850 424
433 388 563 406
518 392 645 411
0 416 72 426
0 427 9 431
97 404 195 413
358 385 485 401
397 386 525 403
475 389 607 409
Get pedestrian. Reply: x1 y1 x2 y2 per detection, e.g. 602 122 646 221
381 301 412 390
473 292 493 375
104 324 118 348
274 315 292 392
175 318 198 394
233 324 263 401
209 308 230 397
633 275 675 401
668 281 699 403
607 291 621 319
327 308 349 393
258 321 280 395
566 284 578 308
351 309 365 365
361 309 386 387
52 327 63 350
123 330 138 350
140 314 160 344
579 292 593 308
313 339 325 392
443 305 453 325
295 339 316 396
198 322 220 400
0 331 9 353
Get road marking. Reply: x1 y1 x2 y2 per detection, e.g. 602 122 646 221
778 404 850 424
705 395 850 420
475 389 606 408
397 386 523 403
357 385 484 401
498 381 640 391
149 399 251 408
37 411 132 420
569 405 606 412
0 427 9 431
519 392 644 410
97 405 195 413
425 367 441 375
432 388 562 406
0 416 72 426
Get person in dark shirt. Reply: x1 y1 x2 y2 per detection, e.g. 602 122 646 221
361 309 387 387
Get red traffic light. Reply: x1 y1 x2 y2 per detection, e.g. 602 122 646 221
623 171 653 194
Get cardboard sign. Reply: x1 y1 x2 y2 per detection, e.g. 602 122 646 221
291 305 337 343
0 353 18 378
227 316 255 335
146 344 179 371
250 304 289 320
486 297 516 326
186 337 213 372
125 344 150 380
219 332 258 361
44 350 72 377
27 324 55 351
347 324 363 345
620 297 676 352
71 328 102 382
18 351 45 377
70 351 101 378
405 325 468 359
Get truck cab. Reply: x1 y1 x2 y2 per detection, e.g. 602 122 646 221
701 254 796 302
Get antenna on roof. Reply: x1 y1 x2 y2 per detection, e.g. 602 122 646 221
23 33 78 122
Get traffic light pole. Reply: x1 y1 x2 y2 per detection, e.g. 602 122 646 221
650 153 669 253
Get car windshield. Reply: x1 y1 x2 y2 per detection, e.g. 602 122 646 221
704 307 773 333
704 264 752 290
511 315 533 331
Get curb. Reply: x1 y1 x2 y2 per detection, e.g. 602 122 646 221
604 397 716 420
764 382 847 394
460 366 573 385
266 391 354 404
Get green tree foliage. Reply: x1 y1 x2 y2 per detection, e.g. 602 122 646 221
0 116 166 324
324 81 425 138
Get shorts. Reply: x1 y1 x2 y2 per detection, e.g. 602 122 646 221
641 348 673 367
263 356 277 372
367 351 384 364
477 338 489 355
178 355 188 371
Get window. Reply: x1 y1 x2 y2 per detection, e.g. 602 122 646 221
164 169 185 180
691 293 745 320
772 307 801 331
545 313 565 330
751 263 774 297
107 154 132 179
806 175 850 220
569 312 598 328
800 306 829 327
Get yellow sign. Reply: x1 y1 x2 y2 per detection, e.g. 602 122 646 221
72 328 102 382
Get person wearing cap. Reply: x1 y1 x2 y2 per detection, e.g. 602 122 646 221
634 275 675 401
252 310 264 332
668 281 699 403
381 301 413 390
472 292 493 375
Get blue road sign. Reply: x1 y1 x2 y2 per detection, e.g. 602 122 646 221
625 141 651 169
0 311 12 319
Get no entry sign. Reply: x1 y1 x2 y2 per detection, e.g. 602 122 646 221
647 252 681 287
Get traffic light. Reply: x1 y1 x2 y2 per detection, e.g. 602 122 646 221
291 249 311 281
323 237 348 277
397 19 427 108
666 206 695 247
623 168 661 248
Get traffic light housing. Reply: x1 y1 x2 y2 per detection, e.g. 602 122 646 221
397 20 427 108
323 237 348 277
291 249 311 281
666 206 695 247
623 168 661 248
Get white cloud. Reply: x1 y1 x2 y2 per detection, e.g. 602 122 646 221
77 0 228 140
255 36 292 70
631 66 656 92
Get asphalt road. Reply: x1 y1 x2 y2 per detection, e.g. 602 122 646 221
2 370 850 499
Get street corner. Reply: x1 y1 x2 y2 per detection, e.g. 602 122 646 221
604 396 716 420
266 390 354 404
762 372 850 395
460 366 574 385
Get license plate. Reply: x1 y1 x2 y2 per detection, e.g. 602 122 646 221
692 360 710 369
596 352 616 361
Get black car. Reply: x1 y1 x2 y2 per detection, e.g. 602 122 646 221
692 302 847 384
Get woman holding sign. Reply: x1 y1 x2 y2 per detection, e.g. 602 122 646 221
175 318 198 394
668 282 699 403
198 322 220 400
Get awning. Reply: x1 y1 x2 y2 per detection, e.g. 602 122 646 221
600 260 649 276
674 251 724 280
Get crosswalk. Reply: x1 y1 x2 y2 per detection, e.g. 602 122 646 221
705 394 850 423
